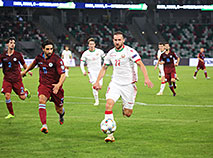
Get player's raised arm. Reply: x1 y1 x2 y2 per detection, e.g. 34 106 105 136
93 64 108 90
136 60 153 88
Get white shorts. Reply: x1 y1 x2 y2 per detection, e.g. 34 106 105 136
88 71 103 85
63 59 71 67
106 82 137 110
159 64 165 76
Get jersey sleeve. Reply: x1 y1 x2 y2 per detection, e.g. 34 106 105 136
80 52 86 62
56 58 65 75
104 52 111 66
32 56 39 66
129 49 141 63
19 53 25 65
172 52 178 59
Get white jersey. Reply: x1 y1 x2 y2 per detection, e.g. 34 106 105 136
62 50 72 60
157 50 165 59
104 45 141 86
81 48 105 73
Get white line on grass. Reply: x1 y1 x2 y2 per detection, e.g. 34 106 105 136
0 95 213 108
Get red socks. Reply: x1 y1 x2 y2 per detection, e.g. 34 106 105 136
39 104 47 125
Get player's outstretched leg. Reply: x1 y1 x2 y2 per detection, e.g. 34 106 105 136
105 133 115 143
193 69 199 79
39 104 48 134
204 70 210 79
169 82 176 96
92 87 99 106
41 124 48 134
157 81 165 95
104 99 115 142
59 108 65 125
5 93 15 119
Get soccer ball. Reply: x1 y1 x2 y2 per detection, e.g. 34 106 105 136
100 118 116 134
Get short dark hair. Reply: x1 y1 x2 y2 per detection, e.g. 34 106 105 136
164 42 169 45
158 42 164 46
6 37 16 44
113 31 124 38
88 38 95 44
42 40 54 49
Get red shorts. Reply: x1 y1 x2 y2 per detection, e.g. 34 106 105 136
165 72 176 82
38 84 64 107
1 79 25 95
197 62 206 70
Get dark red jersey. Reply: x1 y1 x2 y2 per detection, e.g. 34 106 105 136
198 52 205 64
33 52 65 88
0 51 25 82
160 51 178 73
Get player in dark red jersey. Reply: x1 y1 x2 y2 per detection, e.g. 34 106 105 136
22 40 66 134
193 48 210 79
0 37 32 119
159 43 180 96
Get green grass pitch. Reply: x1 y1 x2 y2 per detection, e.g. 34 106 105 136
0 66 213 158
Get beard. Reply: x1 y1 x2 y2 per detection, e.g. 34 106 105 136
115 44 122 50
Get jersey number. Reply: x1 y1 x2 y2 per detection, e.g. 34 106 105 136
8 62 12 68
42 67 47 74
115 60 120 66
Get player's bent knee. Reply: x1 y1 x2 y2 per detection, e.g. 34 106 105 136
106 99 114 111
39 95 47 104
19 94 26 100
5 93 11 100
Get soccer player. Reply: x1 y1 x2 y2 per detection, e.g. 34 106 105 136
154 42 166 95
0 37 32 119
21 40 66 134
159 43 180 96
93 31 153 142
80 38 105 106
193 48 210 79
61 45 72 77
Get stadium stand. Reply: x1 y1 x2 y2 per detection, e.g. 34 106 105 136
0 15 48 58
158 24 213 58
66 23 156 58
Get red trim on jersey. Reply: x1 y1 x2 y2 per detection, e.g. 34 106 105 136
105 111 113 114
161 82 165 84
135 59 141 63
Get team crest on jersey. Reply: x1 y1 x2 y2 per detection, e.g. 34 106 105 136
96 53 99 56
13 58 17 61
121 54 125 58
49 63 53 67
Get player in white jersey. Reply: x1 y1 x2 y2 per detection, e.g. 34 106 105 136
154 43 166 95
61 45 72 77
93 31 153 142
80 38 105 106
